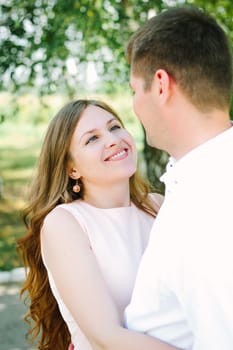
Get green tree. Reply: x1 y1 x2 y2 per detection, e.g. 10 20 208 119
0 0 166 94
1 0 233 190
1 0 233 92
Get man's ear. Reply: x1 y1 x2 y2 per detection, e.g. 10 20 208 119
154 69 172 104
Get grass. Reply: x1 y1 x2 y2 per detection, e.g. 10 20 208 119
0 93 144 271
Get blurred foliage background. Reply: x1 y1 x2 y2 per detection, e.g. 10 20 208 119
0 0 233 270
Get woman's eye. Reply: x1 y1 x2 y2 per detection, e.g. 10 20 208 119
110 124 121 131
86 135 98 144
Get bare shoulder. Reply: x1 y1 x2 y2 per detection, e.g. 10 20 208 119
43 206 75 228
42 205 85 240
42 205 91 250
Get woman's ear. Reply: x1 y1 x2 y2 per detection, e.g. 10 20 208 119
67 164 80 180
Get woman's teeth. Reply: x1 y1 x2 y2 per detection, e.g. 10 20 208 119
109 150 126 160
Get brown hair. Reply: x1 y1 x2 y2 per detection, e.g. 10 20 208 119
126 6 233 112
17 99 157 350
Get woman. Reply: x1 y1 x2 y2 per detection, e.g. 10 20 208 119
17 99 178 350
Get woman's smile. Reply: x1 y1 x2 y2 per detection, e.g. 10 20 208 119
105 148 128 161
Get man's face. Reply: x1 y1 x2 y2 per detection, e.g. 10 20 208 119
130 72 160 148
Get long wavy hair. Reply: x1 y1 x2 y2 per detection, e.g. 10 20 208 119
17 99 158 350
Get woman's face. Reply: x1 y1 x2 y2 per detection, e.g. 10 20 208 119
68 105 137 188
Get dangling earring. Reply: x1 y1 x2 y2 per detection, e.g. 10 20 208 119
73 179 80 193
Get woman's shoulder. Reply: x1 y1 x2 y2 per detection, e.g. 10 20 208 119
43 205 76 227
42 204 88 244
43 201 89 235
148 192 164 210
46 201 81 218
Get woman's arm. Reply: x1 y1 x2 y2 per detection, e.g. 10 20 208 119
42 207 179 350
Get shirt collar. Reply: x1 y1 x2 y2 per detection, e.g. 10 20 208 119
160 126 233 187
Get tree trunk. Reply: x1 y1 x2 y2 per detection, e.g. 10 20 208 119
142 130 168 195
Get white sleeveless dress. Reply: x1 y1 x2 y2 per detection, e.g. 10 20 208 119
42 200 155 349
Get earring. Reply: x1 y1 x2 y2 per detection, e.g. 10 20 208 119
73 180 80 193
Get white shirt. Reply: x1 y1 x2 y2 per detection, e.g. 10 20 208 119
125 126 233 350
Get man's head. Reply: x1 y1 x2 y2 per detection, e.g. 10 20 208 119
127 6 232 112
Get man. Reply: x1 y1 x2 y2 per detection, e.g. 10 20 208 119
125 6 233 350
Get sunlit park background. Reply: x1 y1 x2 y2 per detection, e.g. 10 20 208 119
0 0 233 347
1 0 233 274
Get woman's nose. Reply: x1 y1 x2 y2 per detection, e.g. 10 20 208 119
104 132 119 148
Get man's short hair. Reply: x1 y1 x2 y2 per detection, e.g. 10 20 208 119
126 6 233 112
